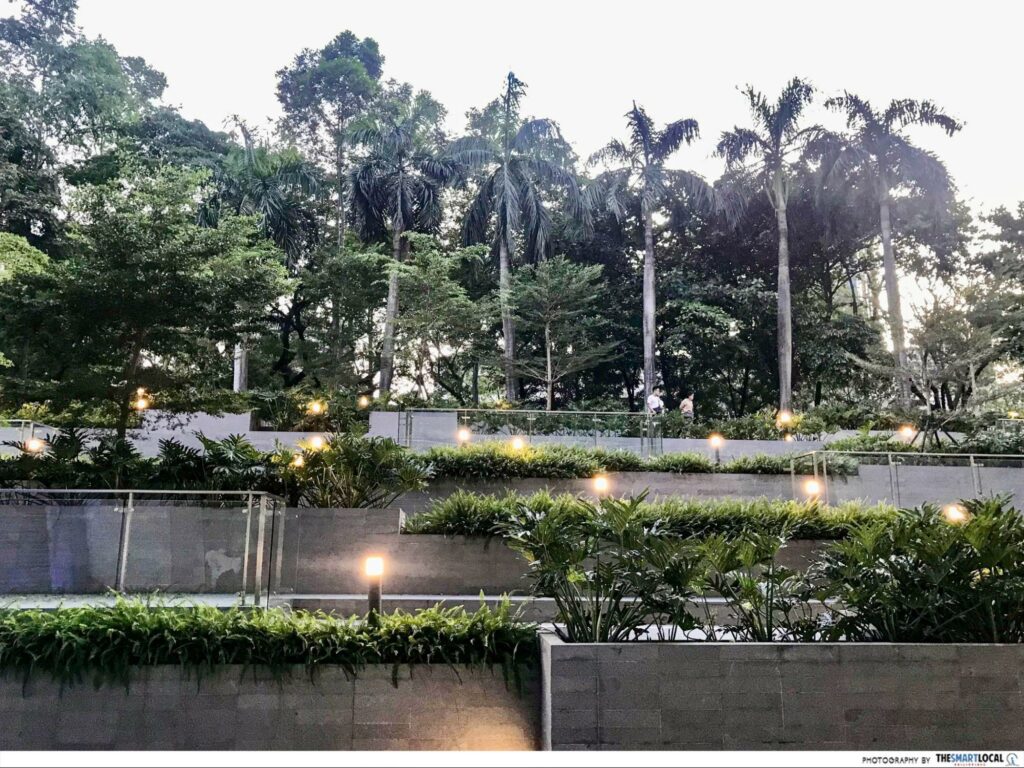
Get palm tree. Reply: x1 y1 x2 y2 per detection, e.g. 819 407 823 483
822 94 961 407
450 72 586 402
200 120 320 389
588 102 718 402
717 78 819 411
350 97 459 395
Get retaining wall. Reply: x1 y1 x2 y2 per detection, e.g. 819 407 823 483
540 634 1024 750
0 665 538 750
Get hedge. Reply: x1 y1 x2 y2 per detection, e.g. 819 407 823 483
403 490 895 540
0 599 536 688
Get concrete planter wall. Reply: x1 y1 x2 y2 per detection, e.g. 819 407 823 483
540 634 1024 750
0 664 538 750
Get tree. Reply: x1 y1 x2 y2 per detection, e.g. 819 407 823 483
350 89 458 394
822 94 961 406
717 78 819 411
511 256 617 410
452 72 586 402
589 102 719 402
0 166 289 436
276 31 383 247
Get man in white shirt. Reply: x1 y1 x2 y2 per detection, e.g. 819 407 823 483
680 393 695 420
646 387 666 415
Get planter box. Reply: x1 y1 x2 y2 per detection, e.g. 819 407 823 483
540 634 1024 750
0 664 538 750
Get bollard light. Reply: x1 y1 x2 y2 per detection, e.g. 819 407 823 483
133 396 150 411
708 433 724 465
365 556 384 614
803 478 822 497
592 474 610 495
290 454 305 469
308 435 326 451
456 427 471 444
25 436 45 453
357 395 371 409
776 410 794 428
898 424 916 440
306 400 326 416
942 504 970 525
1009 411 1020 420
510 436 525 451
783 434 795 442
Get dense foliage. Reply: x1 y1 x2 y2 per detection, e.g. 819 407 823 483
403 490 894 540
0 1 1021 425
0 599 536 687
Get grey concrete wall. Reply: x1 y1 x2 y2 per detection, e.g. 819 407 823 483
0 664 538 750
541 634 1024 750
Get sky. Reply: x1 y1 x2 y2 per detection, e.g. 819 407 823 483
52 0 1023 216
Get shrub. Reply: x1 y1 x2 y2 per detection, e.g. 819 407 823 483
646 452 715 473
279 434 430 508
815 497 1024 643
403 490 894 540
0 599 535 688
422 443 604 479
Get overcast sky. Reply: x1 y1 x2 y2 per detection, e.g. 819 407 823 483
30 1 1024 214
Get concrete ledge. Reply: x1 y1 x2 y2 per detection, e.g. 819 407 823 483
540 634 1024 750
0 664 539 750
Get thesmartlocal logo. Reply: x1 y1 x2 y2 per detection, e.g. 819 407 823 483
935 754 1019 768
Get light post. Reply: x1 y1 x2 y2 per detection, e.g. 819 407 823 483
708 433 724 466
365 556 384 615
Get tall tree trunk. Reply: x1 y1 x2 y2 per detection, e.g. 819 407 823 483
498 239 518 402
545 322 554 411
335 130 347 248
878 186 911 408
773 174 793 412
642 207 657 400
232 343 248 392
471 360 480 406
379 229 403 394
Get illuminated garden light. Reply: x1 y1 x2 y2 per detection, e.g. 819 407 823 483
803 478 822 497
25 437 45 453
308 435 326 451
510 436 525 450
365 556 384 615
133 396 150 411
776 410 794 427
357 395 371 409
306 400 326 416
899 424 916 439
290 454 305 468
783 434 795 442
456 427 471 444
708 433 724 465
592 474 610 494
942 504 970 525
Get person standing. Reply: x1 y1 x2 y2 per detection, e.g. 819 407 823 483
646 386 666 415
679 392 695 420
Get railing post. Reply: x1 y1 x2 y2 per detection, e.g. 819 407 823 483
970 455 982 496
115 491 134 592
789 457 797 501
887 453 901 507
253 495 267 608
822 454 831 505
239 492 253 607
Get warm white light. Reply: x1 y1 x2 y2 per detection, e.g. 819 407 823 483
306 400 326 416
510 436 525 450
357 395 371 409
133 397 149 411
943 504 970 525
804 478 822 497
776 410 794 426
592 474 610 494
290 454 305 468
136 387 146 396
25 437 45 453
783 434 795 442
308 435 326 451
708 434 724 449
899 425 915 439
365 556 384 577
1009 411 1020 420
457 427 471 443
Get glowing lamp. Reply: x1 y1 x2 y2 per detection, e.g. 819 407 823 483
25 437 45 453
290 454 305 469
942 504 970 525
898 425 915 439
308 435 326 451
306 400 326 416
133 397 149 412
592 474 610 494
776 410 794 427
708 434 724 449
456 427 471 444
510 436 525 450
783 434 795 442
804 478 822 497
365 556 384 577
357 395 371 409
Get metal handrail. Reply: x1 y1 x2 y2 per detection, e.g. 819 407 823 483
0 488 283 501
400 407 658 417
794 450 1024 461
